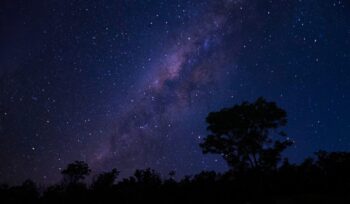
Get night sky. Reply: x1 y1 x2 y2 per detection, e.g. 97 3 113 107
0 0 349 184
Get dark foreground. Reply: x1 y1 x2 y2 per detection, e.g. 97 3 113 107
1 151 350 204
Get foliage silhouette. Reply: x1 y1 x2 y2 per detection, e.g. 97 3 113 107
200 97 293 172
91 168 119 191
1 98 350 203
61 161 91 185
2 153 350 204
134 168 162 186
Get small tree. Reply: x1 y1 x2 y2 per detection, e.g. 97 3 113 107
91 168 120 190
134 168 162 186
200 97 292 172
61 161 91 184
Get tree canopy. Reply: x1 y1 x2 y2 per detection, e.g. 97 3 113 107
200 97 293 171
61 161 91 184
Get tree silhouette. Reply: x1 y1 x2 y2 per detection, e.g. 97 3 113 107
200 97 292 172
134 168 162 186
2 99 350 203
91 168 120 190
61 161 91 184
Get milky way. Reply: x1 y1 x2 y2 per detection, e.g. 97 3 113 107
92 0 247 175
0 0 349 184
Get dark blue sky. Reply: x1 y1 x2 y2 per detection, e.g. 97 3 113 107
0 0 349 184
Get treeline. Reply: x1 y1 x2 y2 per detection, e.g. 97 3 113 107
1 152 350 204
1 97 349 203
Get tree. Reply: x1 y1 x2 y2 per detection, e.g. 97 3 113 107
315 151 350 181
200 97 292 172
61 161 91 184
91 168 120 190
134 168 162 186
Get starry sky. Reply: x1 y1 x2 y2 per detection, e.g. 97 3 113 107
0 0 349 184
